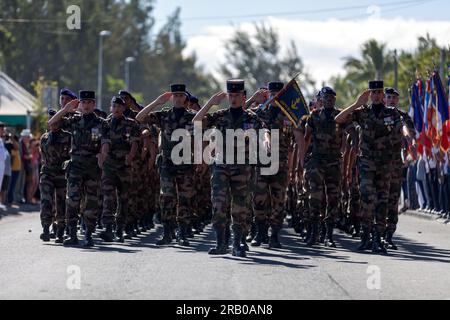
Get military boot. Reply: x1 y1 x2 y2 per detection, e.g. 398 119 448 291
319 221 326 244
225 225 231 248
99 224 115 242
63 225 79 246
351 217 361 238
251 222 266 247
261 223 269 244
372 229 388 255
40 225 51 242
83 230 95 247
55 225 65 244
269 227 282 249
177 224 190 246
231 225 246 257
306 221 319 247
246 222 256 242
124 223 134 240
385 229 398 250
116 225 125 243
357 227 372 251
208 227 227 255
241 231 250 251
156 224 172 246
325 222 337 248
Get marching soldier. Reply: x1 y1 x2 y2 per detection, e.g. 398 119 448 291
98 96 140 243
48 90 108 247
247 82 304 248
335 81 414 254
193 79 269 257
384 87 416 250
301 87 345 248
39 109 71 243
136 84 195 246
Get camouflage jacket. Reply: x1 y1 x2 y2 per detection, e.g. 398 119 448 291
305 107 345 161
60 112 108 161
102 115 140 166
255 105 293 163
350 104 403 162
39 129 71 174
142 106 195 167
204 107 267 165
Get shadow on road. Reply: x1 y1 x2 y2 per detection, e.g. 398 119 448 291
0 204 40 220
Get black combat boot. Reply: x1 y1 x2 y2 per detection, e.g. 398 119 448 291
83 229 95 247
186 224 195 239
116 225 125 243
306 221 319 247
372 229 388 254
40 225 51 242
251 222 266 247
156 224 172 246
99 224 115 242
351 217 361 238
325 222 337 248
303 221 311 243
319 221 326 244
231 225 246 258
246 222 256 242
49 223 57 239
55 225 65 244
357 227 372 251
385 229 398 250
225 225 231 248
63 225 79 246
269 227 282 249
134 222 141 235
124 223 134 240
208 227 227 255
261 223 269 244
177 224 190 246
241 231 250 251
140 220 148 233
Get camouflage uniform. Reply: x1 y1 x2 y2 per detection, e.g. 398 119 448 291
101 115 140 238
39 129 71 238
305 107 344 246
349 104 404 252
141 107 195 244
386 109 415 246
61 113 108 242
204 107 266 255
252 105 293 247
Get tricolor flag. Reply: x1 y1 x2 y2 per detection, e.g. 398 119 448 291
432 71 450 151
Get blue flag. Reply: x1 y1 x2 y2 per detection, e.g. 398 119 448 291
272 75 309 128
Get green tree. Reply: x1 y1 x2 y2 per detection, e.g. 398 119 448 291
219 23 315 96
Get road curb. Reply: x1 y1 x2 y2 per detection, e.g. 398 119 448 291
402 209 450 224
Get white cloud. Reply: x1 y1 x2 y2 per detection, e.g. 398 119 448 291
183 17 450 86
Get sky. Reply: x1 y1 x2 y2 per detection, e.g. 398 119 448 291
152 0 450 84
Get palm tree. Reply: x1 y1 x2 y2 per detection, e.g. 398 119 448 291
343 39 394 82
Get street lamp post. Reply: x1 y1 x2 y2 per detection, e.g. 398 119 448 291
125 56 136 91
97 30 111 111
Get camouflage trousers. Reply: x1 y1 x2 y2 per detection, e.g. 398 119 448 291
129 159 149 224
302 156 312 221
101 163 131 228
66 160 101 232
307 158 341 223
159 166 194 226
253 164 288 229
147 168 160 216
193 166 212 222
211 165 252 232
359 157 392 233
387 157 403 232
40 170 66 228
348 164 361 219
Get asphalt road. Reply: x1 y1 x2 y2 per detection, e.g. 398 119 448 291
0 207 449 300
